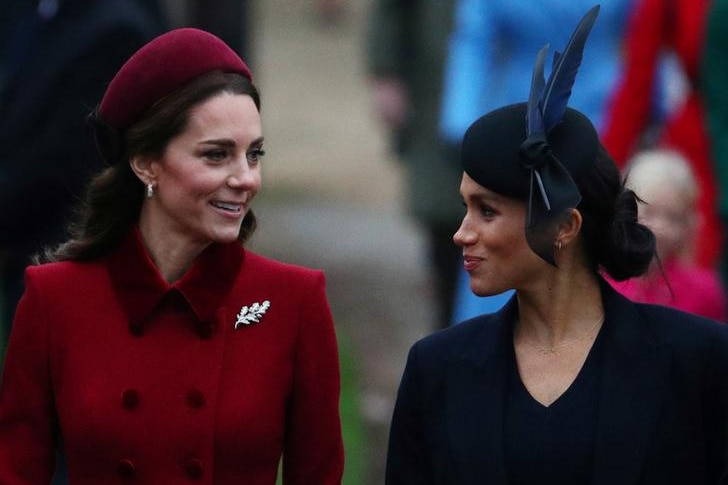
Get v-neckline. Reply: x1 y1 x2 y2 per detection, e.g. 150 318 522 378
510 325 605 412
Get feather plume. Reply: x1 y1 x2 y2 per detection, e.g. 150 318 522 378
540 5 600 131
526 43 549 136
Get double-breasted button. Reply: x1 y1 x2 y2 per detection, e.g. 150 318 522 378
117 459 136 479
186 390 205 409
121 389 139 410
184 458 204 480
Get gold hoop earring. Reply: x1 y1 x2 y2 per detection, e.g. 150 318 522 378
556 240 563 251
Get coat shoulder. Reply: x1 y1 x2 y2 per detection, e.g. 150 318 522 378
242 251 325 288
243 251 322 277
410 314 501 368
24 259 106 290
634 302 728 352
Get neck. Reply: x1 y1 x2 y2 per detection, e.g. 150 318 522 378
137 211 210 283
515 265 604 348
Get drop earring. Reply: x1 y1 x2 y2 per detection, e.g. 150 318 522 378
146 183 154 198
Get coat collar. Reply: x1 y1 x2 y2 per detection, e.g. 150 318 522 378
106 227 244 337
445 297 517 484
446 280 670 484
591 279 671 485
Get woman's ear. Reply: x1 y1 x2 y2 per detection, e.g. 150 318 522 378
129 155 157 186
557 208 583 247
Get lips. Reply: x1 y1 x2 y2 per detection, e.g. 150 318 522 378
210 200 243 213
462 255 484 271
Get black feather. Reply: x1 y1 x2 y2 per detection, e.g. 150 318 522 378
526 43 549 137
540 5 600 131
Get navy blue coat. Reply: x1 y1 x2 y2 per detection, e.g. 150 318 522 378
386 282 728 484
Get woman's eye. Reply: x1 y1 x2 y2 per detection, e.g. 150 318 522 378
204 149 228 162
480 205 496 218
246 148 266 164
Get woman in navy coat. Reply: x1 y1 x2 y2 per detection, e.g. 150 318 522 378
386 7 728 484
0 28 344 484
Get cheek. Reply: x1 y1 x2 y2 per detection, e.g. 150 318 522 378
486 225 526 255
177 171 223 196
251 168 263 194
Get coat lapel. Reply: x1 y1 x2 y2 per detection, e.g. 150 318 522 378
446 300 517 485
591 282 671 485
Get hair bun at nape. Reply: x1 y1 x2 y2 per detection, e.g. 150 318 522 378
600 188 656 281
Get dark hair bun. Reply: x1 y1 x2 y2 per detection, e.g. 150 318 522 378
599 188 656 280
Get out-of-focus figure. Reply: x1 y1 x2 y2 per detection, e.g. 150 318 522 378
0 0 165 338
316 0 346 25
182 0 252 62
601 0 719 267
703 0 728 293
608 149 727 321
365 0 462 330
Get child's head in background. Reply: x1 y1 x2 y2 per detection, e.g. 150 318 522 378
624 149 698 263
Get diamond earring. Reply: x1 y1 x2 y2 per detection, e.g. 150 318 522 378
146 183 154 198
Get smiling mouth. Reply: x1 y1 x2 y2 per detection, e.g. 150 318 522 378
463 255 484 271
210 201 243 213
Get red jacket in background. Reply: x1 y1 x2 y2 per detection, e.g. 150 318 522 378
602 0 720 267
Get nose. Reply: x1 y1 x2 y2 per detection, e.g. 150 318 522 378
453 216 476 247
227 158 259 189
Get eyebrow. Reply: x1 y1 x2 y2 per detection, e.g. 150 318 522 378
199 136 265 148
462 192 504 204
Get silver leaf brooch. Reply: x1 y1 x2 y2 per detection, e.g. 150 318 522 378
235 300 271 329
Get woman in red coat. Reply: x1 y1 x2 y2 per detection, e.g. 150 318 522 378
0 28 344 484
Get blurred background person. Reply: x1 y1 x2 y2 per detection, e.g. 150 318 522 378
163 0 252 63
440 0 636 323
365 0 462 330
316 0 346 25
703 0 728 297
601 0 719 268
0 0 165 349
608 149 727 321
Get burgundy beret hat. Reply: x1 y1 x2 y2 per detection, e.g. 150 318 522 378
98 27 252 132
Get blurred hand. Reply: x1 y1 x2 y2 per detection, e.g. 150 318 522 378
369 77 409 130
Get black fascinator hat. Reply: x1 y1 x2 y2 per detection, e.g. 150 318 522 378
461 5 601 265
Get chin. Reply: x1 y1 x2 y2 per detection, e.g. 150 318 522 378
208 227 242 244
217 233 241 244
470 279 510 298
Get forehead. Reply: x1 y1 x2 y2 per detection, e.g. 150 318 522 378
460 173 515 204
184 93 261 137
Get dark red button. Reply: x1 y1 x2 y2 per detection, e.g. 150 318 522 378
121 389 139 410
186 390 205 409
117 459 136 479
184 458 204 480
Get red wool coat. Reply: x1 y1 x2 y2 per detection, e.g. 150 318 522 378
0 229 344 484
